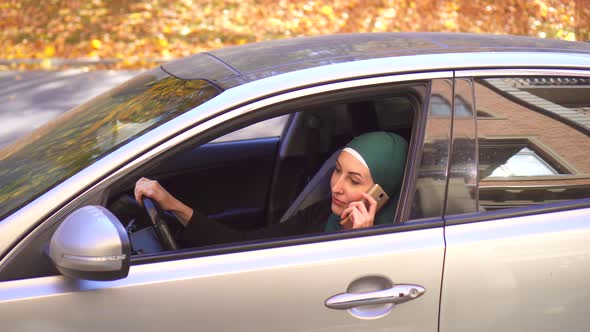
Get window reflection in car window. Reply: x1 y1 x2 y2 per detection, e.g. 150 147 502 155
0 68 221 220
430 94 472 117
408 79 453 220
211 115 290 143
476 76 590 212
488 147 560 177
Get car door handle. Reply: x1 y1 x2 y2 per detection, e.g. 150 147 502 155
325 284 425 310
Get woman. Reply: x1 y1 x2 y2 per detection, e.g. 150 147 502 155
134 131 407 247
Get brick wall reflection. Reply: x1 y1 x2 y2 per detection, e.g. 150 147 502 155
475 79 590 210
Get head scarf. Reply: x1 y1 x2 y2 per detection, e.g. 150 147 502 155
324 131 408 232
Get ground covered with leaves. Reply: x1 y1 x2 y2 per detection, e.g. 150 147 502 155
1 0 589 70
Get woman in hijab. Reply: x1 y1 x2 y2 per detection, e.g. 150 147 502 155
134 131 407 248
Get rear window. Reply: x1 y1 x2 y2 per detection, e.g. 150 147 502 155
476 76 590 211
0 67 220 220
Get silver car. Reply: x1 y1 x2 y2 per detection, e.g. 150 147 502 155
1 33 589 331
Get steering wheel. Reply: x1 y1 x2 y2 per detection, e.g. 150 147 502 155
142 197 179 251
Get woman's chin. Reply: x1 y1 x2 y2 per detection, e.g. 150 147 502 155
331 204 343 217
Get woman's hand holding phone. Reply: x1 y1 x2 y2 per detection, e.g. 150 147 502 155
340 192 378 230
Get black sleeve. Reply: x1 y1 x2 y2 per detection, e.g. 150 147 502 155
178 200 332 248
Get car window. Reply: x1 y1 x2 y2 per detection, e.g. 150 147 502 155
445 78 478 215
406 79 453 220
211 115 290 143
111 84 430 255
0 68 220 221
475 76 590 211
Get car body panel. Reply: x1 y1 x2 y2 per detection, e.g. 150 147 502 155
440 207 590 332
0 227 444 332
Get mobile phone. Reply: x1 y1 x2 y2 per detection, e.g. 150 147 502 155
339 183 390 227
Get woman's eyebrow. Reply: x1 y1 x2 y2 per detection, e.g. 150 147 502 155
348 171 363 178
336 160 363 179
336 159 364 179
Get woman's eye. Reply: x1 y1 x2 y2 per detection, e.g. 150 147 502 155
351 179 360 185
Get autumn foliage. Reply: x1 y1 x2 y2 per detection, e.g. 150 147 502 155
1 0 589 70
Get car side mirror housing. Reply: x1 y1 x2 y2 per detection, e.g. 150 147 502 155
49 206 131 281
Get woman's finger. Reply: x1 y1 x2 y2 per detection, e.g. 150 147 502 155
134 178 148 205
135 177 159 205
350 209 365 228
340 206 354 219
361 192 378 218
354 200 369 216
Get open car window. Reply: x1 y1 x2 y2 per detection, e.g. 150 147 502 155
106 85 427 257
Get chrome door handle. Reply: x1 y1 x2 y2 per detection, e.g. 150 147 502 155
325 284 425 310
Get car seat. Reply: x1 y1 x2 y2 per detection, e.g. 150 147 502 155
279 149 340 223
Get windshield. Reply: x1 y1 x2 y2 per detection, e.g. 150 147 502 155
0 67 220 220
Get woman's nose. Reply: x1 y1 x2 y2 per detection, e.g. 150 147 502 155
331 175 344 193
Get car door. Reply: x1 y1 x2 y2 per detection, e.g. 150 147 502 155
440 70 590 331
0 73 451 332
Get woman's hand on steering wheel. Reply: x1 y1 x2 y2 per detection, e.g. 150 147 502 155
134 177 176 210
134 177 194 226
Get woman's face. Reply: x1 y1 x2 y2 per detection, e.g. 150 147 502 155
330 151 374 217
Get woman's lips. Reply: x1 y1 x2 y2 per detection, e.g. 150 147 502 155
332 197 346 206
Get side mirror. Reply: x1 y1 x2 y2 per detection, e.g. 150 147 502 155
49 206 131 281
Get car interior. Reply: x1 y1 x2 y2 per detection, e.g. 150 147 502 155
104 83 425 255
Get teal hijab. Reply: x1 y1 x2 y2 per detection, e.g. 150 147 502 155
324 132 408 232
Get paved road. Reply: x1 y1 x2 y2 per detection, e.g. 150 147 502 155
0 70 140 148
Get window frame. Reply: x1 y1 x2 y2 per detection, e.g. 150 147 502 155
127 78 441 264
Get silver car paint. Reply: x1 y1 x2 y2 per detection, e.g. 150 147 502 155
440 207 590 332
1 51 589 258
0 227 444 332
49 206 126 272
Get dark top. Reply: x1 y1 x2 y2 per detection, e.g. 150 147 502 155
178 199 332 248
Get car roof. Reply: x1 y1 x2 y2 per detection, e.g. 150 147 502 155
161 32 590 90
